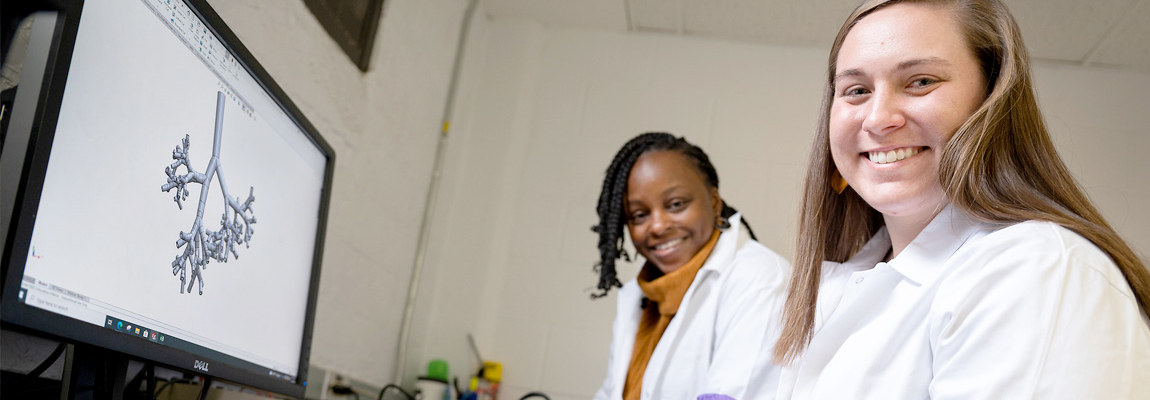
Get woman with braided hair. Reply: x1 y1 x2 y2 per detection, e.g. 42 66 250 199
591 132 790 400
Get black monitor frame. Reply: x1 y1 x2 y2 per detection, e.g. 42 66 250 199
1 0 335 397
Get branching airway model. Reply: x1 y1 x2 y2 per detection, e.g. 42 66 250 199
161 91 256 295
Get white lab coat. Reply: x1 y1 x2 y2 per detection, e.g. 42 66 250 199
594 213 791 400
777 205 1150 400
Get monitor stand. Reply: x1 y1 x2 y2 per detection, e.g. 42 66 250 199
56 343 211 400
59 344 130 400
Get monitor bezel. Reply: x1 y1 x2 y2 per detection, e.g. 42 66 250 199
0 0 335 397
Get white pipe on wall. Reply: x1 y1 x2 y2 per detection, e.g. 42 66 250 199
392 0 480 386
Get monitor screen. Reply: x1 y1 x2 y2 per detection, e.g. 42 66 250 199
2 0 333 396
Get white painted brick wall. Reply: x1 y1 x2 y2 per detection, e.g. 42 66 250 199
206 0 470 388
1034 65 1150 257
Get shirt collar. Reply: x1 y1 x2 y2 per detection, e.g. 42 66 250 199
886 204 986 285
835 226 892 274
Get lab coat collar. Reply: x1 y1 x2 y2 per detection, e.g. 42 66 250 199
621 212 743 312
886 204 985 286
616 211 746 314
699 212 742 276
836 226 892 274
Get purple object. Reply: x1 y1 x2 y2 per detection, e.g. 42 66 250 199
697 395 737 400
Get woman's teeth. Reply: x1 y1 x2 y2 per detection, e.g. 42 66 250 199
654 238 684 250
868 147 922 164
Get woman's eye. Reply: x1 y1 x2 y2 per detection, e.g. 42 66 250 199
840 86 869 97
629 211 647 222
668 199 687 210
909 77 939 88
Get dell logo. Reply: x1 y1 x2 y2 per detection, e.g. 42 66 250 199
194 360 209 372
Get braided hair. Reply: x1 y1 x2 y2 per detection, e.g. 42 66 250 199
590 132 757 298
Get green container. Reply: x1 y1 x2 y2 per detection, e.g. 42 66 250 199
427 359 449 382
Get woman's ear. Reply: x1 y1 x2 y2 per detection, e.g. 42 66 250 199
711 187 722 216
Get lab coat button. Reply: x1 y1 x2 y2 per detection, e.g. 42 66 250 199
855 277 864 283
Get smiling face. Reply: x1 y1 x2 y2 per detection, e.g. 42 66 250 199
625 150 721 274
830 1 987 234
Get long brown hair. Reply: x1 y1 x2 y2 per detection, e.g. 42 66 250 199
774 0 1150 364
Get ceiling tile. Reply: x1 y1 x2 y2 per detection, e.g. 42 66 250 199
484 0 1150 73
682 0 859 48
482 0 628 31
1088 0 1150 72
627 0 681 32
1004 0 1140 62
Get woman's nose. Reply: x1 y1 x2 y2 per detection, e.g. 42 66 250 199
862 89 906 135
648 210 671 236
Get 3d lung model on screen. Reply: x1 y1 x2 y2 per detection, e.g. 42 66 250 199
161 91 257 295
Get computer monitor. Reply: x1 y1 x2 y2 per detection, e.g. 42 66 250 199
1 0 334 397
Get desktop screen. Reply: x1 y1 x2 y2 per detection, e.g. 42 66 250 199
5 0 330 390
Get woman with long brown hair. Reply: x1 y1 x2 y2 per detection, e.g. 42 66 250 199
774 0 1150 398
